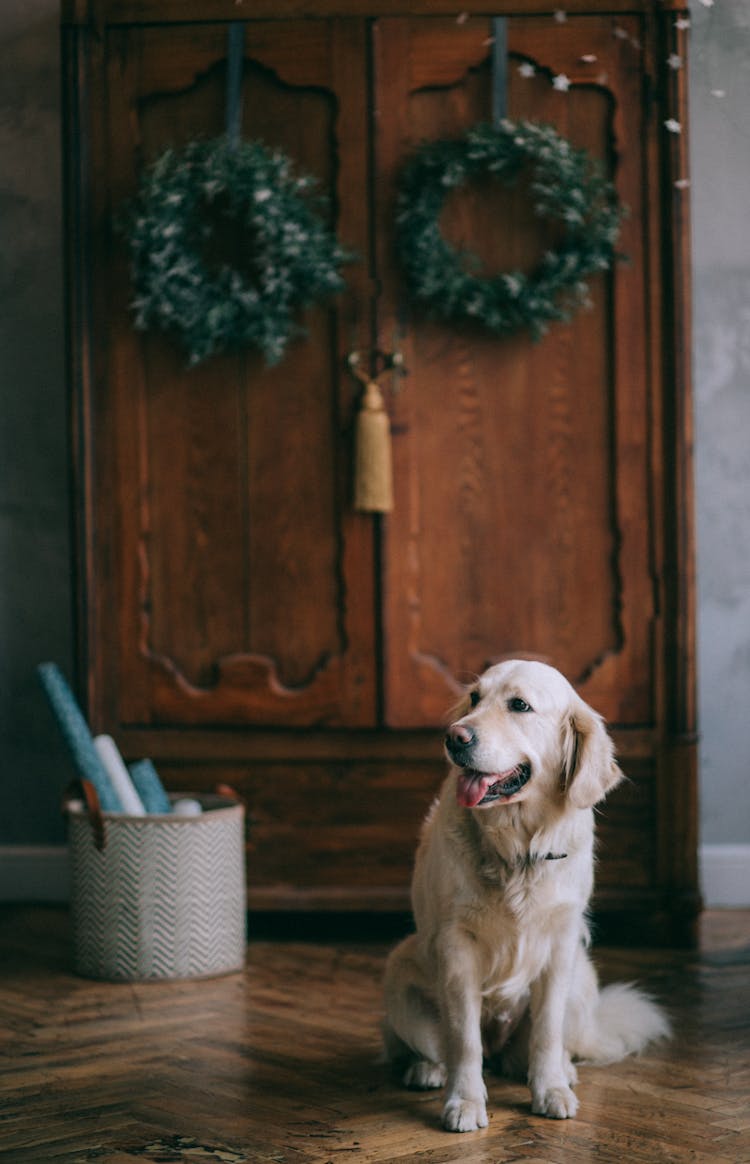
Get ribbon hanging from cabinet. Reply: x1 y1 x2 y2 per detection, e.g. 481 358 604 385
491 17 508 124
226 22 246 148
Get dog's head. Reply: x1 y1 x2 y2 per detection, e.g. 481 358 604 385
445 659 623 812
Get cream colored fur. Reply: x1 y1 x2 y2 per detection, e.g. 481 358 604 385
383 659 670 1132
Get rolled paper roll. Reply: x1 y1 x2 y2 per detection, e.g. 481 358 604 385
128 759 172 815
172 798 203 816
37 662 123 813
93 735 146 816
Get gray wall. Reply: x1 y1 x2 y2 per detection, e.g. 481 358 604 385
0 1 748 850
690 0 750 846
1 1 75 845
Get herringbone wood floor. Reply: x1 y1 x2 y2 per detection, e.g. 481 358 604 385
1 907 748 1164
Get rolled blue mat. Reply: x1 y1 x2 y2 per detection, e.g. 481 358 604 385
37 662 124 813
128 758 172 814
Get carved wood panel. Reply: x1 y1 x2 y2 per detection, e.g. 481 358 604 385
101 20 377 728
374 16 654 727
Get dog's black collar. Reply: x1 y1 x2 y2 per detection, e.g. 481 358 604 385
523 851 568 867
475 847 568 884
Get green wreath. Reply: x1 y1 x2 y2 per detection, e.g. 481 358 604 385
396 120 624 341
125 137 351 366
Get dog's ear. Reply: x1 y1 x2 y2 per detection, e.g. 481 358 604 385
560 698 624 809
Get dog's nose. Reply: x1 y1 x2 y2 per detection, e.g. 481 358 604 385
445 723 476 758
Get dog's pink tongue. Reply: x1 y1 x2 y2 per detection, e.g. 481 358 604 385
456 771 496 808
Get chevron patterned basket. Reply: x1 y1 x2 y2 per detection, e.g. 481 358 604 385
68 793 246 981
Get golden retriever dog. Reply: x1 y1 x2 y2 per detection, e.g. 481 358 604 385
383 659 670 1132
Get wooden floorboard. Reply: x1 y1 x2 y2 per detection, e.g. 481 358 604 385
0 907 748 1164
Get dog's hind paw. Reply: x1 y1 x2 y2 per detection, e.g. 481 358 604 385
403 1059 447 1090
442 1096 489 1133
531 1083 579 1119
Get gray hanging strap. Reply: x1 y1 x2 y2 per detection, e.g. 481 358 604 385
226 21 246 148
491 17 508 124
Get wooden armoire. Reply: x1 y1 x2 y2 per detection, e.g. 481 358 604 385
62 0 699 943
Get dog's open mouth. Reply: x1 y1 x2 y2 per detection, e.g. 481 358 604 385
455 762 532 808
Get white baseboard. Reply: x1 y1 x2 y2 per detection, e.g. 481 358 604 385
700 844 750 908
0 845 70 902
1 843 749 908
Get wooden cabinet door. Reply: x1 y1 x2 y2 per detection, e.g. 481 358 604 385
373 16 657 729
92 19 379 729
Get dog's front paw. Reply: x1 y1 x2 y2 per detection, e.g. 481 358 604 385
531 1083 579 1120
403 1059 447 1090
442 1096 489 1133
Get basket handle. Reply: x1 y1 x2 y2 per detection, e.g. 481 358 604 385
63 779 106 851
215 782 246 807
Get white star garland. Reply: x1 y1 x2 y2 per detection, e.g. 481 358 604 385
511 8 692 192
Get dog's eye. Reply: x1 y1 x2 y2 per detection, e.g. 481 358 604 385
469 690 481 708
508 696 533 713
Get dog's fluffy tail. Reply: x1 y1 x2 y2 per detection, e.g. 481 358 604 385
571 982 671 1065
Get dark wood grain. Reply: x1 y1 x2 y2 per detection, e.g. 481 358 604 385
0 906 746 1162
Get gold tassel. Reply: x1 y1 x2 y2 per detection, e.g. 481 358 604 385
354 380 394 513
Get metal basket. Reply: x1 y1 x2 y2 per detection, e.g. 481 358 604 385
67 792 246 981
